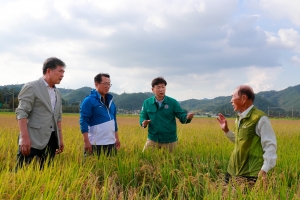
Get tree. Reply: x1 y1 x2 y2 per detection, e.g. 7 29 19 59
0 90 3 104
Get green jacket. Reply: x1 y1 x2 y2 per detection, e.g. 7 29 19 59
140 96 191 143
228 107 265 177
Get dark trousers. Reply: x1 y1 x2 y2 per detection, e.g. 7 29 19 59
16 131 58 170
85 144 117 158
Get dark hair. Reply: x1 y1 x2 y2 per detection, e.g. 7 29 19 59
237 85 255 101
151 77 167 87
94 73 110 83
43 57 65 75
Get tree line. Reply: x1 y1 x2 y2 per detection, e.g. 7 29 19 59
0 87 18 111
0 87 79 113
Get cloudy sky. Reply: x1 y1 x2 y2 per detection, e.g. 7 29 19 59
1 0 300 100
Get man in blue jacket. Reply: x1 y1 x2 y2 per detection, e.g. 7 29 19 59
80 73 120 156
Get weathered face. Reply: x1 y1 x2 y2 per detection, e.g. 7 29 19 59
95 76 111 96
48 66 65 86
231 88 244 112
152 83 166 100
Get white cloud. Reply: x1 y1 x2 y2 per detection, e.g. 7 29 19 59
245 66 283 93
159 70 240 100
194 1 206 13
0 0 48 32
79 20 117 37
0 0 300 101
258 0 300 26
267 28 300 52
144 16 167 32
53 0 74 20
291 55 300 66
0 53 41 84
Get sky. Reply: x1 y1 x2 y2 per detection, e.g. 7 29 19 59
0 0 300 101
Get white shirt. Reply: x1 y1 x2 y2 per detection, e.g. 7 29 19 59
42 78 56 131
226 105 277 173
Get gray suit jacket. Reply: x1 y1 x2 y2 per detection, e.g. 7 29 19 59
16 77 62 149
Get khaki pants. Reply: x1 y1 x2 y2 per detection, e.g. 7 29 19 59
142 139 177 153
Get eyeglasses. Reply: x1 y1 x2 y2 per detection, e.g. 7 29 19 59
154 86 165 90
100 82 112 87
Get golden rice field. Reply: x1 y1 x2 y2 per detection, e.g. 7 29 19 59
0 112 300 199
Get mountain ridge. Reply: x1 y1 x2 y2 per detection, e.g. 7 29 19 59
1 84 300 116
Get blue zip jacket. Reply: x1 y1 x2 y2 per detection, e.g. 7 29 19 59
80 89 118 134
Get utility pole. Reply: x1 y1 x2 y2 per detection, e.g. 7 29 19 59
3 89 15 111
268 106 283 118
12 88 14 112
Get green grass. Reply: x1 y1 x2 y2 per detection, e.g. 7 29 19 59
0 113 299 199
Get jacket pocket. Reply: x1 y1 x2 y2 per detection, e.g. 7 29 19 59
146 110 156 119
28 122 41 129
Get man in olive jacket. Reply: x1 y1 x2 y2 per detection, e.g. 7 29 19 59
15 57 66 169
140 77 194 152
217 85 277 188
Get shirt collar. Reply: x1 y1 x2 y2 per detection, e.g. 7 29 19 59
238 105 254 118
42 78 56 88
155 97 164 103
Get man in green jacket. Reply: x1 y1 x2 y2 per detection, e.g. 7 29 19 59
217 85 277 188
140 77 194 152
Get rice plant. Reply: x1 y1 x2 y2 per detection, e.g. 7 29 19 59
0 113 299 199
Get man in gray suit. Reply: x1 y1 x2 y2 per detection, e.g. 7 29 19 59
15 57 66 169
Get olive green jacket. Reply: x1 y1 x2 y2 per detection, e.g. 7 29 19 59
228 107 265 177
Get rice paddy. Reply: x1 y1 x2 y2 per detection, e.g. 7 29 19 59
0 113 299 199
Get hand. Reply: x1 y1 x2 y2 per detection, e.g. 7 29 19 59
115 139 121 150
258 170 268 190
20 135 31 156
56 140 64 154
187 112 194 120
217 113 229 133
142 120 151 128
84 140 93 153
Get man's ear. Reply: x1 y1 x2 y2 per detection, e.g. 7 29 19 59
46 68 51 74
241 94 247 103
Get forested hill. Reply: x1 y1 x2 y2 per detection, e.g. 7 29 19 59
180 94 281 116
1 84 300 116
60 86 153 110
180 84 300 116
257 84 300 111
57 84 300 116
